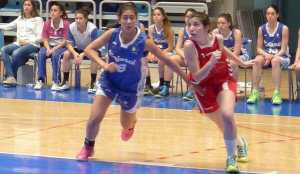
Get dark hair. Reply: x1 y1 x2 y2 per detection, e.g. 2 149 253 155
217 13 234 30
75 6 90 19
184 8 197 17
107 2 138 29
21 0 40 19
153 7 172 39
51 3 68 20
189 12 211 32
267 5 281 22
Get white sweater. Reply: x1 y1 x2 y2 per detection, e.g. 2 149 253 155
0 16 44 47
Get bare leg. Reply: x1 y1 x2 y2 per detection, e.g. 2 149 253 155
271 57 282 91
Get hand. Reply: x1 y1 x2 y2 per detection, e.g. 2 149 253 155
74 53 83 65
46 49 54 57
241 60 258 68
209 50 222 65
265 54 273 61
262 59 270 67
19 40 28 46
188 83 205 96
104 62 118 72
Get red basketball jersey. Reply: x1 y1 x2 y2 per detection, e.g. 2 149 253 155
187 34 233 86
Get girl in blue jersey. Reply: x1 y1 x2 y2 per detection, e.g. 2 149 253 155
292 29 300 100
212 13 249 84
247 5 290 105
76 3 201 161
59 7 99 92
145 7 175 97
163 8 197 100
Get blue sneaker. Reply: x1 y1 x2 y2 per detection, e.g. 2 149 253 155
183 90 195 101
155 85 169 98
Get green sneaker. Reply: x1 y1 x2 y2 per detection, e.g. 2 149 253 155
272 90 282 105
237 138 248 163
225 155 239 173
247 89 259 104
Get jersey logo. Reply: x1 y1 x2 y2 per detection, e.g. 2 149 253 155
112 41 117 45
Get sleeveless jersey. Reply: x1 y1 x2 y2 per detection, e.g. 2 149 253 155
219 29 247 56
102 27 148 93
261 22 289 58
187 34 232 86
153 24 168 50
183 26 191 43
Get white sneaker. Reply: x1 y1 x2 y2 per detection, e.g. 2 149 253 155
59 81 70 91
51 82 60 91
34 80 44 90
3 76 17 85
87 82 96 93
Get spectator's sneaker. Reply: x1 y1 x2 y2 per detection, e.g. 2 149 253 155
143 85 153 95
272 90 282 105
155 85 169 98
149 86 161 95
51 82 60 91
3 76 17 86
59 81 70 91
237 138 248 163
225 155 239 173
183 90 195 101
87 82 96 93
34 80 44 90
76 145 94 161
247 89 259 104
121 127 134 141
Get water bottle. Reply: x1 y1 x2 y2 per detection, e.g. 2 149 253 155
258 73 265 98
75 65 81 89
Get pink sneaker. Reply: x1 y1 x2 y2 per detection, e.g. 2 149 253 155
76 145 94 161
121 127 135 141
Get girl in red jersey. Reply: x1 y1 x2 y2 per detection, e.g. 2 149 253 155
184 12 256 173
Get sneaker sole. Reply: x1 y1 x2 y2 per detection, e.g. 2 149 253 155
76 152 94 161
237 140 248 163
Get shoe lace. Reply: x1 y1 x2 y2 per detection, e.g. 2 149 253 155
237 146 247 158
227 155 237 166
272 91 280 100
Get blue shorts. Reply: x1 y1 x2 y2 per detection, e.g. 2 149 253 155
95 73 143 113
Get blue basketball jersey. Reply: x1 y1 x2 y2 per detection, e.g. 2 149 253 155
261 22 289 58
101 27 148 93
136 21 142 29
183 26 191 43
153 24 168 50
219 29 247 56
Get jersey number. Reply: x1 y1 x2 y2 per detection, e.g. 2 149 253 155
117 64 127 73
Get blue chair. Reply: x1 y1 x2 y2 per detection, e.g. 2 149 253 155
241 38 252 98
0 0 22 12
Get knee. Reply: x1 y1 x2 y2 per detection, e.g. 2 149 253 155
87 116 103 127
222 112 235 125
230 61 238 69
295 64 300 72
62 51 71 61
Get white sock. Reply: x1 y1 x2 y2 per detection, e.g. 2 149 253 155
224 139 236 158
236 136 244 147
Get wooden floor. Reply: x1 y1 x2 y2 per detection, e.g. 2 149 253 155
0 98 299 173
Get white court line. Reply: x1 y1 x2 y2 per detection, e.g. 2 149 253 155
0 114 299 128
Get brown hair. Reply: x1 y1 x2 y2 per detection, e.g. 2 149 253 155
185 8 197 17
153 7 172 39
267 5 281 22
189 12 211 32
75 6 90 19
51 3 68 20
21 0 40 19
217 13 234 30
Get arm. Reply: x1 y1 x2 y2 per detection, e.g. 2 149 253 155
148 25 154 42
174 28 185 58
50 38 67 52
274 25 289 57
162 29 174 53
28 17 44 45
139 23 146 33
0 17 18 31
84 28 117 71
256 27 271 58
145 38 190 85
218 34 254 67
292 29 300 68
233 29 243 57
